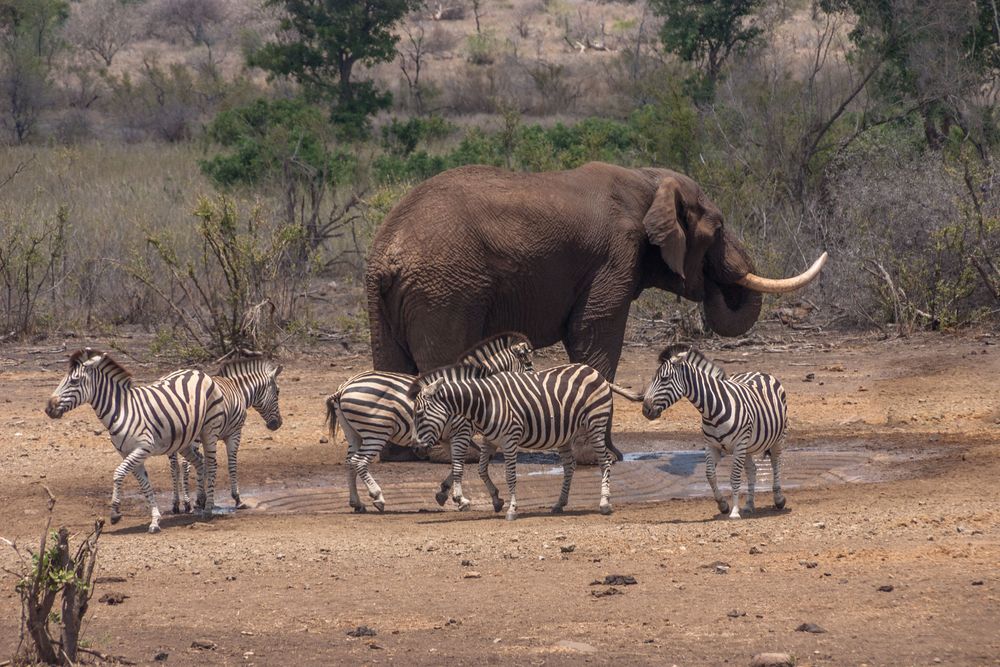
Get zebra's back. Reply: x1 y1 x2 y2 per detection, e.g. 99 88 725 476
336 371 417 442
125 369 224 454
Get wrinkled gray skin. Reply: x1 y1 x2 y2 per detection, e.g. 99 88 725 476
367 162 763 380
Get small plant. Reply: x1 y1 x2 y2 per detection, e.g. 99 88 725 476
466 31 498 65
2 489 104 666
0 206 69 338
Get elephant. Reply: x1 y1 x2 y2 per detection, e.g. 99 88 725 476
366 161 826 461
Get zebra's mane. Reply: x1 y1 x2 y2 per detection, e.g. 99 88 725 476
658 344 727 380
218 356 274 378
454 332 532 366
68 348 133 384
406 363 492 400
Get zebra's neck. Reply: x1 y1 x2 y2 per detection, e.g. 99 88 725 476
89 362 133 427
216 374 256 411
444 380 487 429
678 363 721 415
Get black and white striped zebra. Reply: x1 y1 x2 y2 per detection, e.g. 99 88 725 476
325 333 534 513
640 344 788 519
169 357 283 512
409 363 642 520
45 348 226 533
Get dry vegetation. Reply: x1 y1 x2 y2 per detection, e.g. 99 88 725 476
1 0 999 356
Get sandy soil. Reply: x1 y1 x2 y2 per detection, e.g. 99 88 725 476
1 328 998 666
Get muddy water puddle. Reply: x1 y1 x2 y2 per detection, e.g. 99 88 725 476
245 436 941 515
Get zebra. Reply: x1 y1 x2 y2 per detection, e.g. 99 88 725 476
169 357 283 513
325 333 534 513
44 348 225 533
408 363 642 520
640 344 788 519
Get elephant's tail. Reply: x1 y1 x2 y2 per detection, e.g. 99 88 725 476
325 392 340 444
609 383 644 402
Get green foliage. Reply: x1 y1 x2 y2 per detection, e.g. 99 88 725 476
380 115 456 156
630 81 701 173
466 30 498 65
649 0 764 96
201 97 357 188
248 0 424 136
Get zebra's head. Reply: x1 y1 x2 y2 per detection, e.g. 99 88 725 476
642 349 688 420
46 349 104 419
410 377 452 452
255 363 283 431
508 342 534 372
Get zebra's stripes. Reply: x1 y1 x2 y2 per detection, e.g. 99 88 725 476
170 358 283 512
641 344 788 519
45 348 225 533
325 333 534 513
409 363 641 520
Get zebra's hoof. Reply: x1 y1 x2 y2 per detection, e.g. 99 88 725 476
373 500 385 512
434 491 449 506
599 503 613 516
457 498 471 511
235 501 249 510
717 501 730 515
171 503 181 515
110 512 122 525
774 496 786 510
505 511 517 521
196 494 206 510
200 509 215 520
551 505 564 514
742 504 755 515
352 505 367 514
183 502 193 514
728 511 742 520
492 498 504 513
148 524 161 534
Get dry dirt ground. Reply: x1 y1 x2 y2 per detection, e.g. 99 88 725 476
1 329 999 666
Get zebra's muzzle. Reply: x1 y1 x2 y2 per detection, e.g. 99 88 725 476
266 418 282 431
45 397 64 419
641 401 662 420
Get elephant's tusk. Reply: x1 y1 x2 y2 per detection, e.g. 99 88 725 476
736 252 828 294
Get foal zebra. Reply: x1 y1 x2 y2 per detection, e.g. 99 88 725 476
169 357 283 512
325 333 534 513
45 349 225 533
641 344 788 519
409 363 642 520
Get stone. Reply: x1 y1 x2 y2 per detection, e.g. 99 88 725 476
463 571 482 579
553 640 597 654
560 544 576 553
877 585 894 592
191 640 217 650
795 623 826 634
347 626 377 637
750 652 795 667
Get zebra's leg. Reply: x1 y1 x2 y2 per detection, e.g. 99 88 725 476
503 443 519 521
743 455 757 515
341 423 365 512
704 444 729 515
110 447 152 527
169 454 182 514
180 458 191 512
353 446 386 512
131 460 163 533
770 439 787 510
200 439 218 518
592 428 614 515
224 434 247 509
447 433 471 510
479 442 503 513
180 445 205 511
728 442 749 520
552 444 576 513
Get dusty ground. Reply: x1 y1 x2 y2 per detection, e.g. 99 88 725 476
1 328 999 665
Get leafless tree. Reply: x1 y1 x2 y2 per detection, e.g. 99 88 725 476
399 19 429 114
65 0 140 67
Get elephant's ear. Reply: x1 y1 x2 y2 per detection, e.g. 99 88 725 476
642 177 687 279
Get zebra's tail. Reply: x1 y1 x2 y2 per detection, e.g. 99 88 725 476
609 383 643 402
325 393 341 444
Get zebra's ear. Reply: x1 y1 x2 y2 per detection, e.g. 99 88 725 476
271 364 283 378
82 352 105 368
512 342 532 358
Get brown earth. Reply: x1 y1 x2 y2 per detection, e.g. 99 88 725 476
1 328 999 666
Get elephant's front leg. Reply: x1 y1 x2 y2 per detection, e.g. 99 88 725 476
224 434 247 509
704 442 729 515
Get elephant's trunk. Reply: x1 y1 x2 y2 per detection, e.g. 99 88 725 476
702 229 763 337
